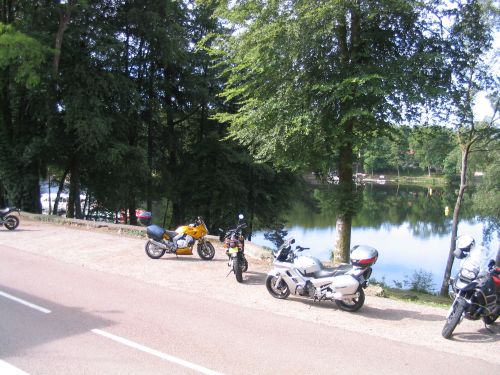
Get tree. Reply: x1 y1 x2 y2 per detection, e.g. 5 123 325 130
409 125 455 176
0 13 51 211
439 0 499 296
209 0 448 262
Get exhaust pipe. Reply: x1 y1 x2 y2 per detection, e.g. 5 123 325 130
149 239 168 250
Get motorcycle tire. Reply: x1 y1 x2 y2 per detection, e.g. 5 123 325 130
242 256 248 273
234 257 243 282
266 275 290 299
442 299 465 339
197 241 215 260
3 215 19 230
145 240 166 259
482 313 498 325
335 287 365 312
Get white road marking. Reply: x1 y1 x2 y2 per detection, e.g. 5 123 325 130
91 329 223 375
0 360 30 375
0 291 51 314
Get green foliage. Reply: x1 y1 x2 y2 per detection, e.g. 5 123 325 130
473 146 500 241
409 125 456 175
403 269 435 293
0 23 50 87
211 0 448 171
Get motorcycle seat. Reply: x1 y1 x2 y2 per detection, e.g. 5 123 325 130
165 230 178 238
309 264 353 279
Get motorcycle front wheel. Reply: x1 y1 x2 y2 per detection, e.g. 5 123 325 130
233 256 243 282
145 240 166 259
442 299 466 339
266 275 290 299
197 241 215 260
242 256 248 272
335 287 365 312
3 215 19 230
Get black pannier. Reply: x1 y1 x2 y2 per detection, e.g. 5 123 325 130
146 225 165 241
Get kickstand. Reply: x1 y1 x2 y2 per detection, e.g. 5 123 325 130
226 269 233 277
484 322 495 333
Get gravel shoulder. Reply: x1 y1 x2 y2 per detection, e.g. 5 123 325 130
2 217 499 366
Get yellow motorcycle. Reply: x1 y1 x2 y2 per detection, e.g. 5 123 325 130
145 216 215 260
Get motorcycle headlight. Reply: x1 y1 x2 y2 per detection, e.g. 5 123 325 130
460 268 478 280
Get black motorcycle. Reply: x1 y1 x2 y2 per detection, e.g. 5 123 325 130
220 214 248 283
0 207 20 230
442 250 499 339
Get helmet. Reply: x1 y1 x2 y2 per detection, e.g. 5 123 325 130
454 235 475 259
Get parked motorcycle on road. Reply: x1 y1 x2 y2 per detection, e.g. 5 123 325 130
145 216 215 260
442 235 499 339
0 207 20 230
266 238 378 312
220 214 248 282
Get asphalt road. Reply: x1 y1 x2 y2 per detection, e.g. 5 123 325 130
0 220 499 374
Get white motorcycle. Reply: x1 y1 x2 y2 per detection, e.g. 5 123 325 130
266 238 378 312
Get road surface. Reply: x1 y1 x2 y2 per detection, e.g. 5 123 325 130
0 220 498 374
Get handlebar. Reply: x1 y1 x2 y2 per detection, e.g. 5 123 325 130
295 246 310 252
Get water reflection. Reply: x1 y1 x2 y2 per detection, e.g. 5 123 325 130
252 183 498 291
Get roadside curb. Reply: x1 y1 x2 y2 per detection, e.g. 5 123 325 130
19 211 272 261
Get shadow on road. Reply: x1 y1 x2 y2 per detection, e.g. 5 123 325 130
0 285 116 358
285 296 446 322
360 305 444 322
242 271 267 285
451 325 500 343
158 256 227 263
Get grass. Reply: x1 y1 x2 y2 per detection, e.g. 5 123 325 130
373 283 452 308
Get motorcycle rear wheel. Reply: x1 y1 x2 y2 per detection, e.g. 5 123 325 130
266 275 290 299
335 287 365 312
197 241 215 260
4 215 19 230
442 299 465 339
233 256 243 282
145 240 166 259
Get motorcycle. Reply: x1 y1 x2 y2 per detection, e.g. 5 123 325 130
145 216 215 260
0 207 20 230
266 238 378 312
219 214 248 282
442 243 499 339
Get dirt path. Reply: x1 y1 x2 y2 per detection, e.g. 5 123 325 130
2 219 499 366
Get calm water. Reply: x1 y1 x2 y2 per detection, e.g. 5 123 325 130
251 183 499 291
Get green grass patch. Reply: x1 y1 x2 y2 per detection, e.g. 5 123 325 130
375 283 451 308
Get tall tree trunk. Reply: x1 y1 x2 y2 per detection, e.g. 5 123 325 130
334 121 355 264
440 143 471 296
53 0 76 75
67 157 81 218
52 168 69 215
128 196 137 226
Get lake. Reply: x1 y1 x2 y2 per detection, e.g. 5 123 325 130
251 182 499 292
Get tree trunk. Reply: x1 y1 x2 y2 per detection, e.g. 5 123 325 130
53 0 76 75
52 168 69 215
333 121 355 263
128 199 137 226
440 144 470 296
67 157 82 218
